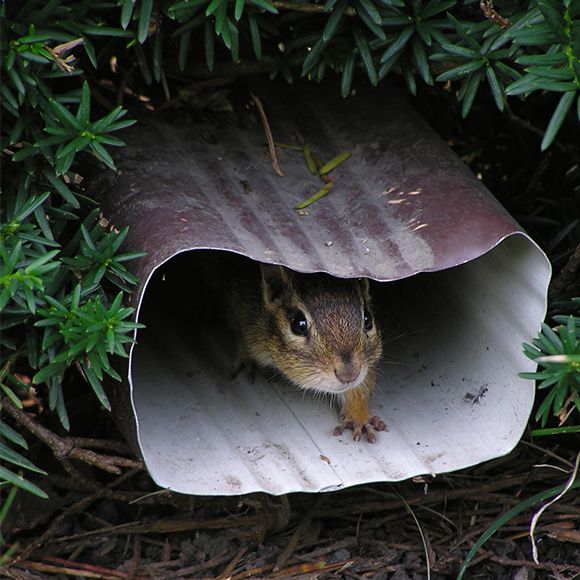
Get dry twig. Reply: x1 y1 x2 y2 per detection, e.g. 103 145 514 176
161 550 233 579
274 496 326 570
2 400 142 474
480 0 510 28
18 555 135 579
217 545 249 579
529 451 580 562
489 554 580 574
9 468 141 566
250 92 284 177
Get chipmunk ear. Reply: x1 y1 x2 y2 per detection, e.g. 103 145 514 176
260 263 292 305
358 278 371 301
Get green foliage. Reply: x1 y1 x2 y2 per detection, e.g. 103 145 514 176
506 0 580 149
141 0 579 144
69 0 576 145
1 1 144 497
520 307 580 429
0 200 144 491
431 14 520 116
36 81 136 175
0 363 48 499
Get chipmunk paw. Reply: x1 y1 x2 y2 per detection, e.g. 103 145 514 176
332 415 387 443
229 358 257 382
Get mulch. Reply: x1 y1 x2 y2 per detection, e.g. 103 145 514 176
4 425 579 579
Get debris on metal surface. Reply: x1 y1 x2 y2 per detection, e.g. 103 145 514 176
99 82 551 495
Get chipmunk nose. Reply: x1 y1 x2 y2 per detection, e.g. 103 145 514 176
334 363 361 385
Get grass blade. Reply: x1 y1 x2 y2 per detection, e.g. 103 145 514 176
303 144 318 175
319 151 351 175
295 182 333 210
457 477 580 579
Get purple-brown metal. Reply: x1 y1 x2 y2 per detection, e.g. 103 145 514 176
101 82 517 303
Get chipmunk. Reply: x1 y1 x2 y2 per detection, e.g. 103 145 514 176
226 260 386 443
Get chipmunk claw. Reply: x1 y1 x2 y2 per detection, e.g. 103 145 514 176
229 361 257 382
332 415 387 443
229 347 257 382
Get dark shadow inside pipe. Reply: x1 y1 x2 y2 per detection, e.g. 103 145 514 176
137 249 423 392
127 238 543 494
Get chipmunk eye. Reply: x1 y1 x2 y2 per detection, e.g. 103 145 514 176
290 310 308 336
363 308 374 332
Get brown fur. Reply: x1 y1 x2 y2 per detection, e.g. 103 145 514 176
226 261 385 442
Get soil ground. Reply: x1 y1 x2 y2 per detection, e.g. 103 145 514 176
4 425 580 579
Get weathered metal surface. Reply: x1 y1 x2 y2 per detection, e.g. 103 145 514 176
98 81 551 495
102 82 518 300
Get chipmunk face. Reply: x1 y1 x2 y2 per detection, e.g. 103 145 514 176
258 265 382 395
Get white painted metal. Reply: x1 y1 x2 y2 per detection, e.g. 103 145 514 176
131 233 550 495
